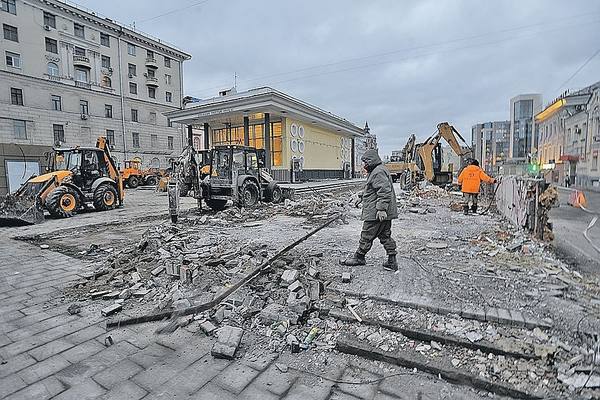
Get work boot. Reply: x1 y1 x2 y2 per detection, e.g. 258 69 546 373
340 253 366 266
471 205 478 214
463 205 469 215
383 255 398 271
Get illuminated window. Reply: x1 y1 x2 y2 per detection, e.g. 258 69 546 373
211 121 283 166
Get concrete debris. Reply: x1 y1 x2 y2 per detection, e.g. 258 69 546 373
101 303 122 316
342 272 352 283
211 326 244 360
426 241 448 250
275 363 289 373
199 320 217 335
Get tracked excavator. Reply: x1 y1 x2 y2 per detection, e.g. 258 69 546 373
385 122 472 189
0 136 124 225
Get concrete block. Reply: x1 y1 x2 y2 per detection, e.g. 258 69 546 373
508 309 526 327
150 266 164 276
281 269 299 285
342 272 351 283
288 280 303 292
484 307 499 323
496 308 512 324
212 326 244 360
90 290 110 299
102 290 120 300
307 267 320 278
101 303 122 316
199 320 217 335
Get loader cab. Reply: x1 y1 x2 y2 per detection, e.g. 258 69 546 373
50 147 109 189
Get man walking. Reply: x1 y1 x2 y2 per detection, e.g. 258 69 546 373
458 159 496 215
341 149 398 271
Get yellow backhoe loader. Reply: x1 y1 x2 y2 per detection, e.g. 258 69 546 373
0 136 124 225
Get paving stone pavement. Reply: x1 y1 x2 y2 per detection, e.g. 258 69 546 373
0 213 495 399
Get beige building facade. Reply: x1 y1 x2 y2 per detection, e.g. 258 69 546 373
166 87 365 182
0 0 190 194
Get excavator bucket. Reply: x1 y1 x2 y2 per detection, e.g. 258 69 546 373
0 193 45 226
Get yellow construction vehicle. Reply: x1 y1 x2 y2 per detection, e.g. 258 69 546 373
0 136 124 225
387 123 472 189
120 160 162 188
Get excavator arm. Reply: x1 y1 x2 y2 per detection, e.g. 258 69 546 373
96 136 124 203
417 122 472 182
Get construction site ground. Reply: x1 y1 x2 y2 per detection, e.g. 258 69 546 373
1 184 599 400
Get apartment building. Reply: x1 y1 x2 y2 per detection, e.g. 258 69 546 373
471 121 510 174
536 82 600 187
0 0 191 194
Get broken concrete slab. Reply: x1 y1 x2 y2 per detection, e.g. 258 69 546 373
211 326 244 360
281 269 300 285
199 320 217 335
288 280 303 292
342 272 352 283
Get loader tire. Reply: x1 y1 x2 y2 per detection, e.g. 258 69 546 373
239 180 259 208
93 183 118 211
206 199 227 211
46 186 79 218
265 182 283 204
145 176 158 186
127 176 139 188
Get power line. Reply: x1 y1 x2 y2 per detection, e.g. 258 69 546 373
187 14 600 98
555 47 600 94
137 0 210 23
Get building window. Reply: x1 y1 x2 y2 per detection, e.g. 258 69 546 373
168 136 174 150
132 132 140 148
10 87 23 105
43 12 56 28
106 129 115 145
13 120 26 139
3 24 18 42
45 38 58 54
74 23 84 38
100 32 110 47
51 95 61 110
102 76 112 88
148 87 156 99
592 155 598 171
128 63 136 76
47 62 59 76
165 91 172 103
149 112 156 124
101 55 111 68
131 109 138 122
147 68 155 78
127 42 136 56
146 49 154 59
75 68 88 82
6 51 21 68
104 104 112 118
129 82 137 95
1 0 16 14
53 124 65 144
74 46 85 56
79 100 88 115
151 134 158 148
165 74 172 85
211 121 283 166
164 56 171 68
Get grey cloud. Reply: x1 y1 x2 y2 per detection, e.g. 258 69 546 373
78 0 600 155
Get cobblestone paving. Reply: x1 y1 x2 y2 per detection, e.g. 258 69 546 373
0 191 496 400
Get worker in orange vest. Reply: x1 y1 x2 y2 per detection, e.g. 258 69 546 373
457 159 496 215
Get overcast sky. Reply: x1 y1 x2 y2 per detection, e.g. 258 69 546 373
77 0 600 156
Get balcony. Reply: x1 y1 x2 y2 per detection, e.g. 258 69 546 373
145 76 159 87
145 57 158 69
73 55 91 68
75 81 91 90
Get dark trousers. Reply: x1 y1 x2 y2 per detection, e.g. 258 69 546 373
463 193 478 207
357 220 397 256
